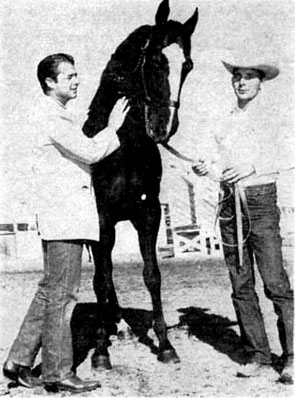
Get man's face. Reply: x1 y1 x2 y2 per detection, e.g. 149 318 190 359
232 68 262 104
47 62 79 105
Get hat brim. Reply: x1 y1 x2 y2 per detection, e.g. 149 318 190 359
222 60 280 80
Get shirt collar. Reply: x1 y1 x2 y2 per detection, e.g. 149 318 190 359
230 93 266 117
44 95 67 110
39 95 69 115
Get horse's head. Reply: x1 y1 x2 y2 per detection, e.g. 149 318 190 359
83 0 198 144
142 0 199 143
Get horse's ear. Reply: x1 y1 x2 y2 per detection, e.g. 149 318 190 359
155 0 170 25
183 8 199 36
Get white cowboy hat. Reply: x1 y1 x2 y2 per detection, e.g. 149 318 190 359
221 60 280 81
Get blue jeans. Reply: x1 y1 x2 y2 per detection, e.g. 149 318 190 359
7 240 83 383
220 183 293 364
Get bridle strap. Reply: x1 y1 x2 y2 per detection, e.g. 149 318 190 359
138 37 155 139
138 35 190 140
169 100 180 109
140 38 152 104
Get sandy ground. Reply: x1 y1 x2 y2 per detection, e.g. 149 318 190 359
0 254 294 398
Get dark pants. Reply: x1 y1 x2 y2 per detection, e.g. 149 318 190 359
7 240 84 383
220 183 293 364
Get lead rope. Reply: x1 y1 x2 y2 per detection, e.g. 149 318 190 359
214 180 251 269
162 144 251 268
235 183 244 268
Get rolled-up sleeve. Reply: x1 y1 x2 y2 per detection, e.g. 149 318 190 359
48 113 120 164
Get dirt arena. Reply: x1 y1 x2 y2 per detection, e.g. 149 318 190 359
0 254 293 398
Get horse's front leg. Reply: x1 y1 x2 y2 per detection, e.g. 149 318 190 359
91 241 121 323
133 202 180 363
90 218 118 370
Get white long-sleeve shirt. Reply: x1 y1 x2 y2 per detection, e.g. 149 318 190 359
31 95 120 241
211 95 294 187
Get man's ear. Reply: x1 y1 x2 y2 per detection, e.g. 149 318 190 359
45 77 55 90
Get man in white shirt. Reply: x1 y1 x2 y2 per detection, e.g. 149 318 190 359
193 59 293 384
3 53 129 393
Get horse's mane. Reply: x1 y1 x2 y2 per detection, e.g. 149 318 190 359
84 24 170 140
108 25 153 73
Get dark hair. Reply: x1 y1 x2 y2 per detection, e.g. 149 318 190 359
37 53 75 94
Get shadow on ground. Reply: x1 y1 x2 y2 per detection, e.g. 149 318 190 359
71 303 157 370
176 306 282 371
71 303 244 367
32 302 283 376
176 306 246 364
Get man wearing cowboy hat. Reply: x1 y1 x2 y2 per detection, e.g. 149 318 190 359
193 59 294 384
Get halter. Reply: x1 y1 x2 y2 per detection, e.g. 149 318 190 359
137 34 192 141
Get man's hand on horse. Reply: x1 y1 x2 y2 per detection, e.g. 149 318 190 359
108 97 130 131
221 163 255 183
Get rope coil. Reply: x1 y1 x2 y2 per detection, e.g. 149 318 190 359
162 142 251 268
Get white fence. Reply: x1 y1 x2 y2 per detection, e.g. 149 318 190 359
0 221 42 272
1 186 294 271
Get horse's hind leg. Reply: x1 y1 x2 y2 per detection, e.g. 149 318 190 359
90 222 119 370
132 203 180 363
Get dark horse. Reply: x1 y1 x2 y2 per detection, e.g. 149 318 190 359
83 0 198 369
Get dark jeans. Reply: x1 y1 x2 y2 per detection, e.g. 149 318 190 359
7 240 84 383
220 183 293 364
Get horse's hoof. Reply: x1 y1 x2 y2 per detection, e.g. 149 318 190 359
157 349 180 364
91 355 112 370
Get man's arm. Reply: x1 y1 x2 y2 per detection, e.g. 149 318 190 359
49 97 129 164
